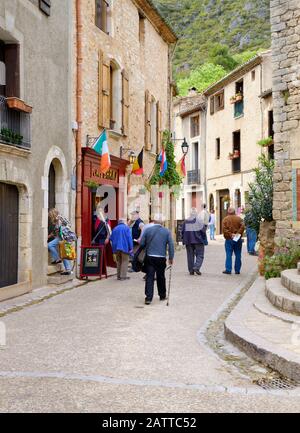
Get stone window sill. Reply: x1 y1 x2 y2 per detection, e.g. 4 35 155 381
0 141 31 157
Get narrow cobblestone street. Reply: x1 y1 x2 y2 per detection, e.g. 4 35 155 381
1 240 300 412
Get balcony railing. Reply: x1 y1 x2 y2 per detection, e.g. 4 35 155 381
0 96 31 149
187 169 201 185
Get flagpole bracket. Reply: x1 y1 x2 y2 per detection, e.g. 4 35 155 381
86 134 98 147
120 145 136 163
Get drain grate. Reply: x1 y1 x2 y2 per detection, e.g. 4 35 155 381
253 376 299 390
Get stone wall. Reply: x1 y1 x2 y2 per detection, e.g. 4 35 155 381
271 0 300 242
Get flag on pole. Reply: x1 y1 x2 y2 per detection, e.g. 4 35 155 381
158 147 168 177
92 130 111 174
132 149 144 175
176 154 186 178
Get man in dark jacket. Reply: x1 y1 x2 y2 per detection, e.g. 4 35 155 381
140 214 174 305
182 208 206 276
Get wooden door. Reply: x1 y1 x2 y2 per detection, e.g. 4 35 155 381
219 189 230 233
0 183 19 288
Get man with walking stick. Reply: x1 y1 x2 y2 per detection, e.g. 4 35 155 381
140 214 174 305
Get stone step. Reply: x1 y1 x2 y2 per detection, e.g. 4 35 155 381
281 269 300 295
265 278 300 315
47 273 74 286
225 277 300 382
47 264 62 276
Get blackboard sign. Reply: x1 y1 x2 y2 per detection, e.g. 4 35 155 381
176 220 184 243
80 245 107 278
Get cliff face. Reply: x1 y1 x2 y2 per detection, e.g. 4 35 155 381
153 0 271 75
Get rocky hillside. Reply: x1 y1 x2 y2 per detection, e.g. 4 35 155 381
153 0 271 76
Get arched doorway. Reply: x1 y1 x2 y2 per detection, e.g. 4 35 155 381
209 193 214 212
0 183 19 288
48 162 56 210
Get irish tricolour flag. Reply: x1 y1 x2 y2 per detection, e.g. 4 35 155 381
92 130 111 174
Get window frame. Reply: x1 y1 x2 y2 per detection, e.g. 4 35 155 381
190 114 200 138
95 0 109 34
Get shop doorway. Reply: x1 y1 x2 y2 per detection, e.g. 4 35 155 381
0 182 19 288
218 189 230 233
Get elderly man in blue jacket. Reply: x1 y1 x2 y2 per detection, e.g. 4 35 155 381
182 208 206 276
110 219 133 281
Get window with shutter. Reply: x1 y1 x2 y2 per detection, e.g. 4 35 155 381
121 70 129 136
156 101 162 153
215 90 224 111
98 50 111 129
210 97 214 115
95 0 109 34
145 90 151 151
5 44 20 98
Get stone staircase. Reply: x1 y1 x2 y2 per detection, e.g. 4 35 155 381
225 265 300 381
47 263 74 285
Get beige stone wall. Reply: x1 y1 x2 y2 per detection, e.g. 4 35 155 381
0 0 73 292
271 0 300 241
73 0 171 221
205 54 273 232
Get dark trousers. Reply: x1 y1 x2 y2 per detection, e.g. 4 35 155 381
145 256 167 301
186 244 205 273
225 239 243 273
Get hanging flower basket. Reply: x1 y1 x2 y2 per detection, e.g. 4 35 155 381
257 136 274 147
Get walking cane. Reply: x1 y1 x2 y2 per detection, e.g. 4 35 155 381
166 265 172 307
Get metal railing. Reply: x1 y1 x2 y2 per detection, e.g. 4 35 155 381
187 169 201 185
0 96 31 149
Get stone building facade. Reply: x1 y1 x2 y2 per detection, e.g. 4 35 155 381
173 91 207 221
204 52 273 233
73 0 176 241
271 0 300 242
0 0 73 299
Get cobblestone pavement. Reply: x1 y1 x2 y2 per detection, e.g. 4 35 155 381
1 239 300 412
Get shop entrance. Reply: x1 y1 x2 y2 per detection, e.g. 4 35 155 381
0 182 19 288
218 189 230 233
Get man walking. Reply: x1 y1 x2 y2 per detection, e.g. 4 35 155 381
222 207 245 275
110 219 133 281
140 214 174 305
182 208 206 275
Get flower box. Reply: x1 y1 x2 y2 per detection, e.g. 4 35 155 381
6 97 32 114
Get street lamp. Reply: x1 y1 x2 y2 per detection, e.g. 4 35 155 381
181 137 189 155
120 145 136 163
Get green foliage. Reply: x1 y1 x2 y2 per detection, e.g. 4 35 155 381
257 136 273 147
177 63 227 96
208 44 238 71
153 0 271 78
264 239 300 280
233 49 263 65
150 130 182 187
244 154 274 233
0 127 23 145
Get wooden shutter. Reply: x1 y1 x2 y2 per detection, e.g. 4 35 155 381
145 90 151 150
156 101 162 153
98 50 110 129
220 91 224 109
121 70 129 136
5 44 20 98
210 96 214 115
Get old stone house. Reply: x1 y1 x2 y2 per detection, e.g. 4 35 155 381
0 0 73 300
204 52 273 234
173 90 206 221
73 0 177 257
270 0 300 243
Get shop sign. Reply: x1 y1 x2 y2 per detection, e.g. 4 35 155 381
92 168 118 182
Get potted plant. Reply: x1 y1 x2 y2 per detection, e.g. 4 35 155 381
235 91 243 102
257 136 274 147
230 96 236 104
1 127 11 142
85 180 100 191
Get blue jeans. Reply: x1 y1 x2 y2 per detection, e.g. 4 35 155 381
48 237 71 271
209 224 215 240
246 227 257 254
225 239 243 273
